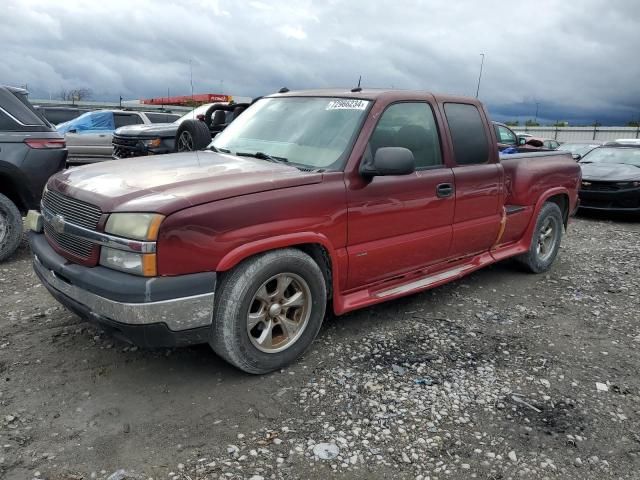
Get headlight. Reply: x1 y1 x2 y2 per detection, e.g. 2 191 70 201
105 213 164 241
615 181 640 188
101 213 164 276
100 247 157 276
142 138 162 148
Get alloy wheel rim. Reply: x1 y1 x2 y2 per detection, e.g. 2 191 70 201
536 217 556 261
247 273 312 353
0 213 7 245
178 131 194 151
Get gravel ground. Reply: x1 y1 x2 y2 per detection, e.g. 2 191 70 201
1 214 639 480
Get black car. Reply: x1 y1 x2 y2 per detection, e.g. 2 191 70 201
578 143 640 213
0 86 67 261
112 102 249 159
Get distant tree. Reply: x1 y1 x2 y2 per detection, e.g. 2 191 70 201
552 121 568 127
591 121 602 127
58 88 93 103
525 119 540 127
627 120 640 127
505 120 519 126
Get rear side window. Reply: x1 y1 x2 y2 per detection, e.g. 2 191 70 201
0 89 48 128
0 109 17 130
114 113 144 128
444 103 489 165
145 112 180 123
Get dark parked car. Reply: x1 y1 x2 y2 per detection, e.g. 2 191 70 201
112 102 249 159
558 140 604 160
578 144 640 213
0 86 67 261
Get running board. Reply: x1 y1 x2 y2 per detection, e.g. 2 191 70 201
374 264 472 298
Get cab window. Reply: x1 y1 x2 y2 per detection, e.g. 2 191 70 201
495 124 517 145
368 102 442 169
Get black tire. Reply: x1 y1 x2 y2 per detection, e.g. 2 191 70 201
517 202 563 273
0 193 23 262
175 119 212 152
210 249 327 374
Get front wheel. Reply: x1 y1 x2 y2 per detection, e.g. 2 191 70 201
210 249 327 374
517 202 563 273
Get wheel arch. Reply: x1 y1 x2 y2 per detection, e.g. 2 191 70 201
0 170 28 213
215 233 340 304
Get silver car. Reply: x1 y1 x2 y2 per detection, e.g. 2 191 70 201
57 110 180 164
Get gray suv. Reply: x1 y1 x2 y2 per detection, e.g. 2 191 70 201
0 86 67 261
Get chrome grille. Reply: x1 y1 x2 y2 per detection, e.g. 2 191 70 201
44 222 94 258
42 189 102 259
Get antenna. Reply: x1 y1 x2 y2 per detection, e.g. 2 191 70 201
475 53 485 98
357 75 361 88
189 60 194 102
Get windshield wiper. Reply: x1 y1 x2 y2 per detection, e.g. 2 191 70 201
236 151 289 163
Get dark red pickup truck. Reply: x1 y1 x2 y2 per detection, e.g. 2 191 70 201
28 89 581 373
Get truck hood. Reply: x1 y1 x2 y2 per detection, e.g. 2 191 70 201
49 150 323 214
114 123 179 138
580 163 640 182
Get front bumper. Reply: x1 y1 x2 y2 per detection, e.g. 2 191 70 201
30 233 216 347
578 186 640 213
112 136 173 159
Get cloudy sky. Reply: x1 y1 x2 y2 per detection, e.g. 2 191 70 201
2 0 639 125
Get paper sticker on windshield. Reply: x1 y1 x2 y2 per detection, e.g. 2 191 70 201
326 99 368 111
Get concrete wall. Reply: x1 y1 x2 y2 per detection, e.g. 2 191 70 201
512 126 640 142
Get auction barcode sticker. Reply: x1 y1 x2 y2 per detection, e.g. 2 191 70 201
326 99 369 110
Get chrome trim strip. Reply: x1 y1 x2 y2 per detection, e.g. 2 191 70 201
375 265 471 298
41 205 156 253
35 256 214 331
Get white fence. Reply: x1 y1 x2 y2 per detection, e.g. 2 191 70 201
512 126 640 142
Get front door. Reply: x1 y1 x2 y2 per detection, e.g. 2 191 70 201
346 101 455 289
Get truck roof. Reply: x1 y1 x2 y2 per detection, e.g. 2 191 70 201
269 88 481 104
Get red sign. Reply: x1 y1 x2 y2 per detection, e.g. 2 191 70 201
141 94 232 106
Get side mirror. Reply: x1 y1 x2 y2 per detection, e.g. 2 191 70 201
361 147 415 177
518 137 526 145
572 153 581 161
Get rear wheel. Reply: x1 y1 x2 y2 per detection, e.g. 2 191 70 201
0 193 23 262
175 120 212 152
210 249 327 374
517 202 563 273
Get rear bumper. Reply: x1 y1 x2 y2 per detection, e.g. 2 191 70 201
30 232 216 347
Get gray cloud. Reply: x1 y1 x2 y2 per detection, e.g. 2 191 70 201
1 0 639 124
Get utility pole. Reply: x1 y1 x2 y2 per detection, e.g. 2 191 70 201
475 53 485 98
534 102 540 124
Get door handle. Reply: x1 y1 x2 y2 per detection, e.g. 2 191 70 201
436 183 454 198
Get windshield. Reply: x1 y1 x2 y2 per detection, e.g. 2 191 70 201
580 147 640 167
211 97 371 169
559 143 600 156
174 103 219 124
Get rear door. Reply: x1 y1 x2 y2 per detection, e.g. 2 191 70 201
442 102 503 258
346 100 455 289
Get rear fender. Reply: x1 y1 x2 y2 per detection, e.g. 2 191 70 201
522 187 571 243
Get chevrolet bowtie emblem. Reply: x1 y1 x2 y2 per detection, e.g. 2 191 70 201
51 214 65 234
582 181 591 186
